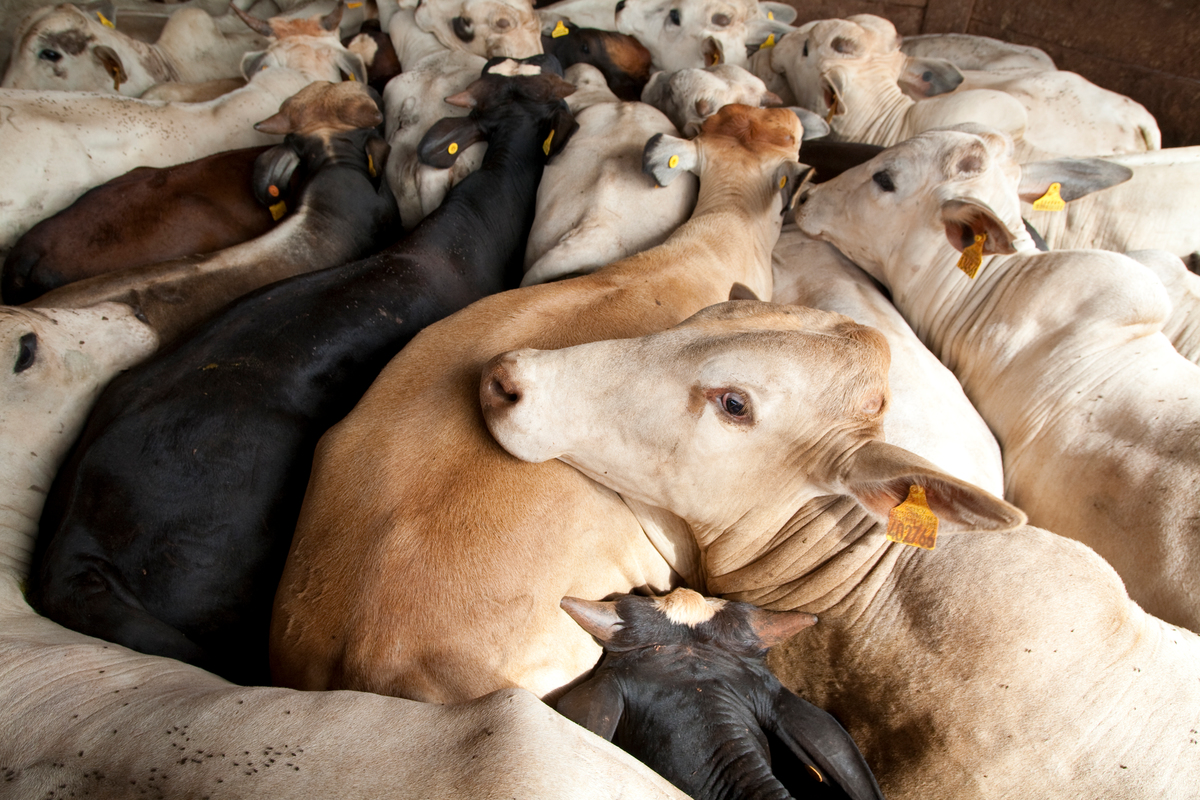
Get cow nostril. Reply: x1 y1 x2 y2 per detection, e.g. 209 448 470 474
480 361 523 410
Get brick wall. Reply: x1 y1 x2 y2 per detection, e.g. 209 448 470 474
784 0 1200 147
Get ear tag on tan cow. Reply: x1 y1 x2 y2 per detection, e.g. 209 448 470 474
269 200 287 221
96 11 115 28
552 20 570 37
1031 181 1066 212
956 232 986 278
886 485 939 550
760 34 776 50
367 153 377 177
347 71 357 81
778 175 787 189
543 129 555 156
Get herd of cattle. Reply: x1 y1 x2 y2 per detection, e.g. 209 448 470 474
1 0 1198 797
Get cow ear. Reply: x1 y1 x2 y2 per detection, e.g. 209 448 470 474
241 49 270 79
321 0 345 32
418 116 485 168
745 17 794 51
759 2 798 24
560 596 624 642
337 51 368 85
941 198 1021 255
1018 157 1133 204
789 107 829 140
543 106 579 161
556 673 625 741
775 162 814 215
252 143 302 207
767 691 886 800
364 135 390 182
642 132 698 186
746 607 817 648
899 56 963 99
729 282 761 301
838 439 1026 533
93 45 126 91
702 36 724 67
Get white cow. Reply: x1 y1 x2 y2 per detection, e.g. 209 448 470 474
640 62 780 136
796 124 1200 632
383 6 486 227
771 222 1005 497
2 3 267 95
899 31 1054 71
0 303 689 800
522 62 696 285
480 298 1200 800
0 8 364 252
403 0 542 59
1024 145 1200 266
1125 248 1200 364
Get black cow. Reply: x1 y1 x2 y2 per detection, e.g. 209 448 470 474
557 589 886 800
28 56 578 685
541 20 652 101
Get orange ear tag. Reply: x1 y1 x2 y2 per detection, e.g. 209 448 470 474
269 201 287 221
448 142 459 155
886 485 939 550
956 232 986 279
543 129 555 156
552 20 569 37
367 153 376 177
267 184 280 198
1031 181 1065 212
96 11 115 28
347 1 363 7
760 34 776 49
779 175 787 189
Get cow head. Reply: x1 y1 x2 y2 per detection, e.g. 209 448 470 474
614 0 793 72
641 63 784 137
236 2 367 84
1 3 146 94
413 0 543 59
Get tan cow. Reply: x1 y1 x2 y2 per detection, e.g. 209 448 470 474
797 124 1200 632
479 299 1200 800
271 103 810 702
0 303 688 800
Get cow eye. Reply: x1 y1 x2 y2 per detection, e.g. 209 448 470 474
667 8 681 25
14 332 37 373
719 391 748 419
38 48 62 62
711 12 730 26
580 41 590 54
872 170 895 192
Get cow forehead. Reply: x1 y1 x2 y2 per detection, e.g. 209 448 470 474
809 16 897 56
699 104 799 151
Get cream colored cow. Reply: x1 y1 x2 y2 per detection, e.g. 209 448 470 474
271 104 810 702
641 62 781 136
0 304 687 800
404 0 543 59
797 124 1200 632
479 300 1200 800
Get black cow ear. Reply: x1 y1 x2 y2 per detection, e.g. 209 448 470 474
252 144 302 210
556 673 625 740
542 106 578 161
418 116 485 168
767 691 886 800
364 135 390 183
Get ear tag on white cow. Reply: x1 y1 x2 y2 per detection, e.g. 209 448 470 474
824 102 837 125
886 485 939 550
956 232 986 279
767 10 774 19
96 11 115 28
760 34 776 50
1031 181 1065 212
668 154 680 169
367 153 377 178
448 142 459 155
552 20 570 37
543 129 555 156
269 200 287 221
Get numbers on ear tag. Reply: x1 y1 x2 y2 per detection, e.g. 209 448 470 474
97 11 115 28
956 232 986 279
886 485 939 550
1032 181 1065 212
269 201 287 221
552 20 569 37
543 129 555 156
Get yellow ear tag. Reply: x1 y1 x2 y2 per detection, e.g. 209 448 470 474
760 33 776 49
347 71 356 81
269 201 287 221
1031 181 1065 212
448 142 459 155
543 129 555 156
778 175 787 189
668 154 679 169
956 232 986 279
552 19 570 37
886 485 939 550
767 10 774 19
96 11 115 28
367 153 376 178
267 184 280 198
825 102 837 124
347 1 363 7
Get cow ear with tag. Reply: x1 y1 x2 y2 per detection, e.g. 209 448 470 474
774 162 813 215
642 133 698 186
418 116 485 168
1018 157 1133 205
336 50 368 85
252 144 302 208
93 45 126 91
898 56 963 99
542 106 578 161
241 50 271 79
364 135 390 183
744 17 793 53
836 439 1026 536
790 107 829 141
941 198 1021 257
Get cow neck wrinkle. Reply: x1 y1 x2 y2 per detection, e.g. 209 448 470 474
619 494 706 593
0 450 53 607
673 188 781 299
703 493 900 619
834 78 911 146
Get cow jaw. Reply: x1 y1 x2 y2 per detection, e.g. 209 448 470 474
480 301 891 540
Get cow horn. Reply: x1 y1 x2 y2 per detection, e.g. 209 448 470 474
321 0 345 32
229 2 275 37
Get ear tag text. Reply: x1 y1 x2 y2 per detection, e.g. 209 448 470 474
760 33 776 49
956 232 986 279
448 142 459 155
886 485 939 550
269 201 287 221
1031 181 1065 212
97 11 115 28
543 129 555 155
552 20 570 37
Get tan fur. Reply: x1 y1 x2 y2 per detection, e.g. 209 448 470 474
272 105 803 702
654 588 724 626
